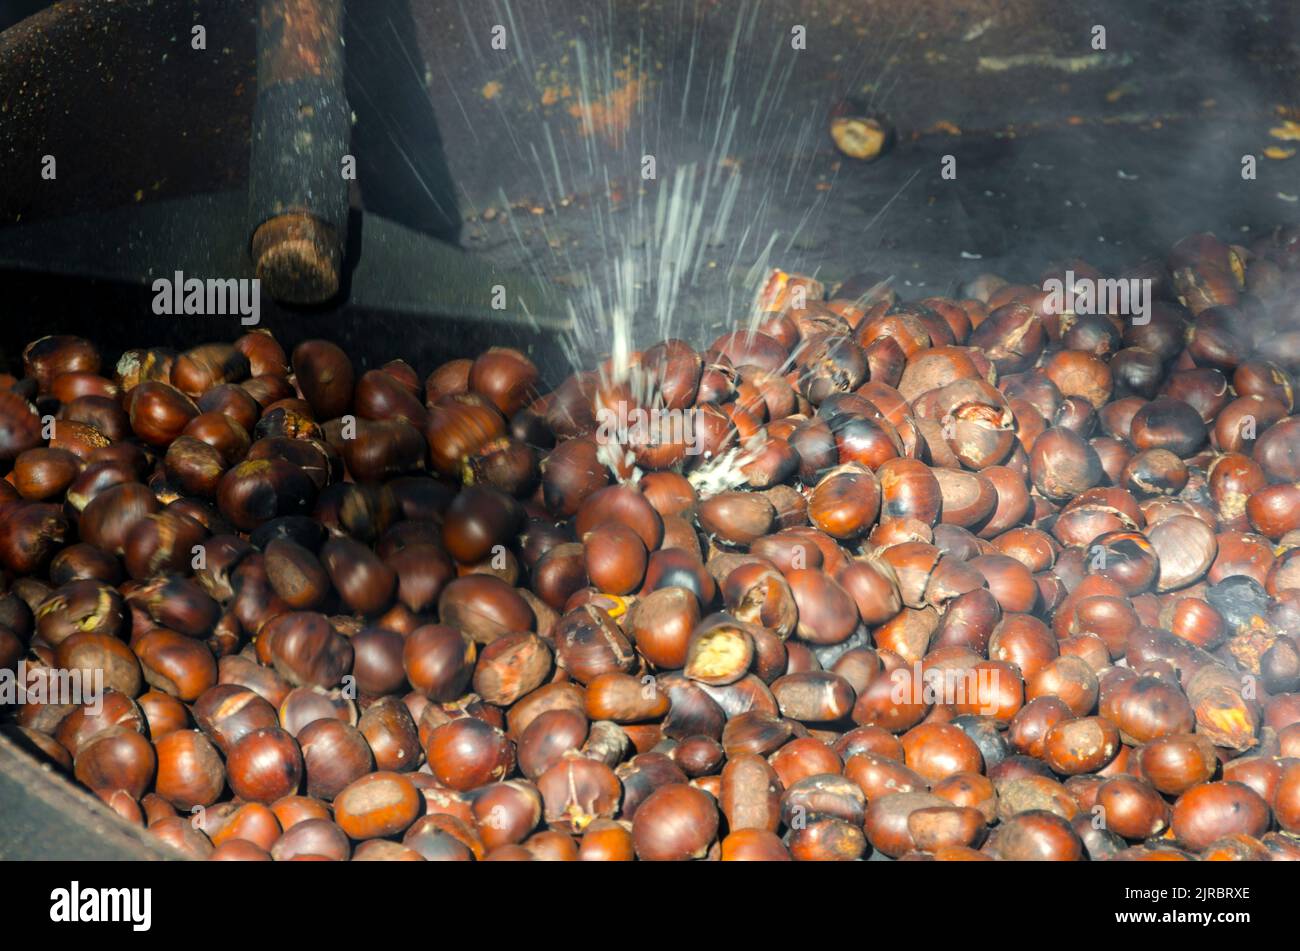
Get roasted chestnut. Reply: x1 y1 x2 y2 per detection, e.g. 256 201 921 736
333 772 422 840
1170 781 1271 852
226 727 303 804
424 717 514 791
74 727 157 801
154 729 226 810
631 784 719 861
298 719 374 801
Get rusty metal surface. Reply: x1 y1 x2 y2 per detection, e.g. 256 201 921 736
0 0 255 225
403 0 1300 201
385 0 1298 357
2 0 1296 227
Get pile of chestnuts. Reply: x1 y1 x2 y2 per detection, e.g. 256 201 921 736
3 225 1300 861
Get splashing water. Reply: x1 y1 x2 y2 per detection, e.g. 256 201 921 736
414 0 926 489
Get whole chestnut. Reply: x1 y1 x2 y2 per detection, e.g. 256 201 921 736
261 612 353 689
217 459 316 533
74 727 156 801
298 719 374 801
1029 428 1102 502
721 828 792 861
1041 716 1120 775
264 538 331 610
901 723 984 783
541 438 609 517
697 492 775 548
127 381 198 446
788 818 868 861
442 485 523 565
342 626 406 698
631 784 719 861
357 697 422 773
278 686 356 737
771 672 856 723
584 671 670 723
333 772 422 840
1170 781 1271 852
438 575 534 644
424 717 514 791
154 729 226 810
226 727 303 804
1100 676 1194 745
1130 398 1207 458
1096 776 1169 840
134 629 217 702
469 347 539 416
473 633 553 707
137 690 192 740
582 521 647 595
552 605 635 683
192 684 279 754
1138 733 1219 796
807 464 881 540
994 810 1083 861
24 335 101 393
291 340 354 420
208 801 281 852
320 538 396 615
271 817 350 861
787 569 858 645
579 818 636 861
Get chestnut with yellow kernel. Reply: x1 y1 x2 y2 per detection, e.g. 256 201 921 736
829 111 894 163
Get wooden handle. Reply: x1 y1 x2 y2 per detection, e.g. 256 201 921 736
249 0 350 304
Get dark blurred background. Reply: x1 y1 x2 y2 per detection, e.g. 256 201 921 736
1 0 1298 357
